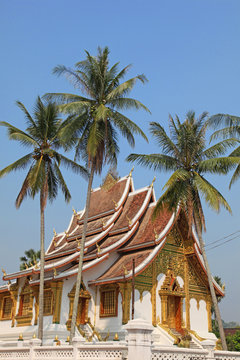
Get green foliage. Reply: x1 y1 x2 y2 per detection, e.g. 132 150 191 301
208 113 240 188
44 46 149 173
20 248 40 270
127 111 237 231
0 97 88 208
226 331 240 352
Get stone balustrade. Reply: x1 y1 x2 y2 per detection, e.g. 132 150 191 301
0 319 239 360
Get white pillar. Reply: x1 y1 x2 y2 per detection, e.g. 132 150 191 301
124 318 154 360
29 338 41 360
72 336 85 360
202 339 215 359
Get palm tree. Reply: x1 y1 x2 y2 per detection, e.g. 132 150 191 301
127 111 240 350
208 113 240 188
45 46 150 342
0 97 88 342
20 248 40 270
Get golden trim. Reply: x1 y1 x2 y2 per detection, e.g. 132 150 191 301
51 281 63 324
118 282 131 324
184 258 190 330
151 261 157 326
189 329 206 342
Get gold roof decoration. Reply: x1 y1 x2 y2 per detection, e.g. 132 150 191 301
154 228 158 241
123 265 128 276
34 260 39 269
96 242 101 254
72 207 77 216
128 166 134 178
53 228 57 236
101 168 119 191
25 263 29 269
1 268 6 276
112 199 118 208
150 176 156 187
126 215 132 226
53 268 57 277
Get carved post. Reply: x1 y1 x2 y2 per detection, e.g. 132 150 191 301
9 285 18 327
119 282 132 324
51 281 63 324
160 295 168 325
184 258 190 330
151 261 157 326
206 295 212 332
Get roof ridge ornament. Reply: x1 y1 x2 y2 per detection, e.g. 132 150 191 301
112 199 118 208
154 228 158 241
150 176 156 188
2 268 6 276
53 228 57 237
96 242 101 254
53 268 57 277
123 265 129 276
128 166 134 178
72 208 77 216
126 215 132 226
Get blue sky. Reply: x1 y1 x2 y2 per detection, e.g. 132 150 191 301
0 0 240 322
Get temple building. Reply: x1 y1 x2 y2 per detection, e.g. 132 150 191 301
0 172 224 346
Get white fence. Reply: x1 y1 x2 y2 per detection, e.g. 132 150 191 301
0 344 240 360
0 319 240 360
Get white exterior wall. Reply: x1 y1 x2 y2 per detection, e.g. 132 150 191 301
134 290 152 321
156 274 165 323
190 299 208 332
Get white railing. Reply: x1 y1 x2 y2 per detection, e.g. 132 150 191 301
1 342 240 360
152 346 208 360
214 350 240 360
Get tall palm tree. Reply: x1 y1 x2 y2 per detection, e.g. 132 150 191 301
0 97 88 341
45 46 150 342
20 248 40 270
208 113 240 188
127 111 240 350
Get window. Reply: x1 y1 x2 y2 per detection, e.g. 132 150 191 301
100 288 117 317
2 296 12 319
43 289 53 316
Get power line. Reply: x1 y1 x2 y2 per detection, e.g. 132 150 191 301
205 229 240 248
206 234 240 252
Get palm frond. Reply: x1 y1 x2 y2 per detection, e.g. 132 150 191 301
0 154 33 178
0 121 38 147
126 153 178 171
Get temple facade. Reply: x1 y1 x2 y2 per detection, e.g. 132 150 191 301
0 173 224 346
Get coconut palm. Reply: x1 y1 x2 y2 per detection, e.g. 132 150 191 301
208 113 240 188
127 111 240 350
0 97 88 341
20 248 40 270
45 46 150 342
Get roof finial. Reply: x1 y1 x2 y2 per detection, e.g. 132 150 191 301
53 228 57 236
154 228 158 240
129 166 134 178
76 239 81 248
222 283 225 291
101 218 106 227
25 263 29 269
53 268 57 277
126 215 132 226
34 260 39 269
112 199 118 208
150 176 156 187
72 207 77 216
65 231 68 238
1 268 6 277
123 265 128 276
96 242 101 254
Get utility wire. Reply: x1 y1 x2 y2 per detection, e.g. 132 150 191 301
206 233 240 252
205 229 240 247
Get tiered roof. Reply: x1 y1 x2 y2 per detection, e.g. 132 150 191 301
1 172 224 296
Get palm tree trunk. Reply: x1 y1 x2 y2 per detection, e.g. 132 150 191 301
196 225 227 350
38 192 45 342
69 164 94 344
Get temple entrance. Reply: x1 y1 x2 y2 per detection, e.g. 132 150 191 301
66 282 91 330
77 298 87 325
167 296 182 332
159 265 185 333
